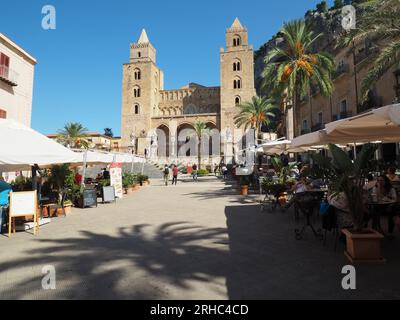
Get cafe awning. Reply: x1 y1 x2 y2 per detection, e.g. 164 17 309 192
292 104 400 148
325 104 400 143
0 119 78 171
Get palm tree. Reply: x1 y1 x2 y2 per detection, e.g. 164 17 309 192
338 0 400 99
193 121 209 170
234 96 278 143
262 19 334 137
57 122 89 149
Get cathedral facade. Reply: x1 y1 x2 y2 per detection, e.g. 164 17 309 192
121 18 256 164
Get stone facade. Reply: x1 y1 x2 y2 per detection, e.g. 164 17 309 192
121 19 256 164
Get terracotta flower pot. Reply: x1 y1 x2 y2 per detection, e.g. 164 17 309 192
240 185 249 196
64 205 72 215
342 228 385 264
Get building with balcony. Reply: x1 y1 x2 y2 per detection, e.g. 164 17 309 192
47 133 122 152
0 33 37 127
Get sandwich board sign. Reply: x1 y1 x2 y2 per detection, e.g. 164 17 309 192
110 163 123 199
9 191 38 237
102 186 116 203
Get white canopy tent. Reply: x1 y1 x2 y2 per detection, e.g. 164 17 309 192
72 151 145 165
0 119 78 172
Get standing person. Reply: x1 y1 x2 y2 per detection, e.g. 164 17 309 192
163 165 170 186
172 165 179 185
0 177 12 234
192 164 198 182
187 163 193 176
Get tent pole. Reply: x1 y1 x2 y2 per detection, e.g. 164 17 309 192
81 149 88 191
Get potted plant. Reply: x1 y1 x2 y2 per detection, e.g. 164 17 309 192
312 144 385 264
240 176 251 196
137 174 149 186
122 173 138 194
49 164 75 214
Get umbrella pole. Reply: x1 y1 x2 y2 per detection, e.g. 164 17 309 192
353 143 357 160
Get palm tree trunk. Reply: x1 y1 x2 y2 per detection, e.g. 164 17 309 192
309 86 313 130
198 136 201 170
292 87 298 138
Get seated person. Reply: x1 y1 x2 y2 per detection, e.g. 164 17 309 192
310 178 325 189
363 174 376 192
0 177 12 234
327 192 354 230
293 177 310 194
387 167 400 182
372 175 397 202
371 176 397 237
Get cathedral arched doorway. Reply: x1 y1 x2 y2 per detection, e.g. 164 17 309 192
205 122 220 158
177 123 196 157
156 125 170 158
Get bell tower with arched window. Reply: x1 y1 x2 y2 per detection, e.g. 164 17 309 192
121 29 164 154
220 18 256 162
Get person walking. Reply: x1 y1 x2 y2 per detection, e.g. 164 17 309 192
192 164 198 182
163 165 170 186
214 163 218 176
172 165 179 185
222 164 228 180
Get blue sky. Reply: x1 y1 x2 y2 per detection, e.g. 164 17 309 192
2 0 333 136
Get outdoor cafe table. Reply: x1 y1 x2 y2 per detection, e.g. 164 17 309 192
367 199 397 235
294 189 327 240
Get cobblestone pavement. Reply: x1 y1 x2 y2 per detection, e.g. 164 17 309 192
1 176 400 300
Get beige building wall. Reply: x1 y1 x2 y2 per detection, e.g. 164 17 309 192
297 42 398 136
0 33 36 127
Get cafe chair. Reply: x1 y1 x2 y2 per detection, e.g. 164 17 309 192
48 189 68 218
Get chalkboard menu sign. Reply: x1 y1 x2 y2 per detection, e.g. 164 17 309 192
102 186 116 203
81 188 98 208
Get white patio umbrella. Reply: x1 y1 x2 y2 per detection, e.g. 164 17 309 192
0 119 78 171
291 130 334 148
258 140 310 154
325 104 400 143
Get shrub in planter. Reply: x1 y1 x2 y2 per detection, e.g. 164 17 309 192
122 173 138 193
11 176 32 192
312 144 385 264
137 174 149 186
197 169 209 177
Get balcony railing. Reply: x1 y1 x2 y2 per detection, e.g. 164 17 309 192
354 46 379 65
311 123 325 132
357 95 383 113
0 65 18 86
333 63 350 79
332 111 353 121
